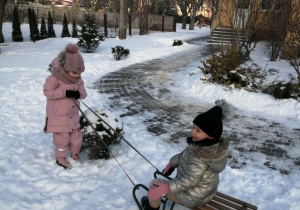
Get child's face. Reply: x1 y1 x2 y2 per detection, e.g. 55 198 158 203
67 71 81 79
191 124 212 141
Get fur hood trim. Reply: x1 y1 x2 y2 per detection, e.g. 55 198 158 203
189 137 229 161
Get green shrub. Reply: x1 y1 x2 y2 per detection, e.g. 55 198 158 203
61 13 70 38
47 11 56 38
263 79 300 100
198 46 299 101
12 6 23 42
172 39 183 46
199 46 266 91
199 47 241 80
80 107 123 160
111 46 130 60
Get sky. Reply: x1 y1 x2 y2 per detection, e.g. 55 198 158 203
0 23 300 210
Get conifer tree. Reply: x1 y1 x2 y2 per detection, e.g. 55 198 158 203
0 33 4 43
12 6 23 42
72 19 78 38
40 17 47 40
31 9 40 41
77 12 105 53
47 11 56 38
61 13 70 37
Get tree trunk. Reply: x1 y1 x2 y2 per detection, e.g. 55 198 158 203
182 16 187 29
189 7 196 30
162 15 164 32
119 0 127 39
104 13 107 37
128 13 132 36
0 0 8 43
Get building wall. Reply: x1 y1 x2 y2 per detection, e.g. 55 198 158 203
211 0 299 58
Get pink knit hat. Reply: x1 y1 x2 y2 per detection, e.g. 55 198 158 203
63 44 85 73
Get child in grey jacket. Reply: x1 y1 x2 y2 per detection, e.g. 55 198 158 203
141 100 231 210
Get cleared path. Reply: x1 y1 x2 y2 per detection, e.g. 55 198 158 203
94 37 300 174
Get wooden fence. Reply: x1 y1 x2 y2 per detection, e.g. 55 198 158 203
8 4 175 32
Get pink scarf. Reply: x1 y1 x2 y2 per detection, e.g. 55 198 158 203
51 66 80 84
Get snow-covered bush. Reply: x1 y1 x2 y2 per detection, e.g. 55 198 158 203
111 45 130 60
199 46 266 91
199 46 299 100
80 106 123 160
263 79 300 100
172 39 183 46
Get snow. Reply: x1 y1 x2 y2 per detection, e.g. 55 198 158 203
0 23 300 210
82 106 123 135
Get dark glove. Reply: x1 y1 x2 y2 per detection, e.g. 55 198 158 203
162 162 175 176
66 90 80 99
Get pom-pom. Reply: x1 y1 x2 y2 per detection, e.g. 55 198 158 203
215 99 234 120
65 44 78 53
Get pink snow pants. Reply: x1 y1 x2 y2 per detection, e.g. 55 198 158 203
53 128 82 159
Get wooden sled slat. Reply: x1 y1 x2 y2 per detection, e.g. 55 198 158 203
192 191 258 210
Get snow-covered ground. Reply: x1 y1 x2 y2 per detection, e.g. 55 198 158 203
0 23 299 210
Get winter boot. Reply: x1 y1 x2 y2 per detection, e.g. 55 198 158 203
71 153 82 163
56 157 71 169
141 196 159 210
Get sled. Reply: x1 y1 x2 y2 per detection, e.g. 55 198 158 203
133 171 258 210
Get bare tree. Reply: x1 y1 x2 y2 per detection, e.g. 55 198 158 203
151 0 174 16
138 0 151 35
264 0 288 61
95 0 120 12
119 0 126 39
128 0 140 35
154 0 158 14
204 0 219 27
188 0 203 30
177 0 191 29
218 0 268 60
282 0 300 81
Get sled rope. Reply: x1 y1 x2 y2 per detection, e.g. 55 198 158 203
71 98 136 186
79 99 160 172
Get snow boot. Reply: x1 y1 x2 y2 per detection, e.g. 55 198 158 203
56 157 71 169
71 153 82 163
141 196 159 210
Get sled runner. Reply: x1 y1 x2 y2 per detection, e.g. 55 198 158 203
133 170 176 210
133 171 258 210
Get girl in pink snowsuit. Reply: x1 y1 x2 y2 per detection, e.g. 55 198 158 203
44 44 87 169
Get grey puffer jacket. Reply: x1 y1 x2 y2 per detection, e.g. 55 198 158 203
168 138 229 208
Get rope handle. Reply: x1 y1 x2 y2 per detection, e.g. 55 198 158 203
72 98 136 186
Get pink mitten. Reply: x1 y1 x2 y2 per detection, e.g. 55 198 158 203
163 162 172 174
148 181 170 200
162 162 175 176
